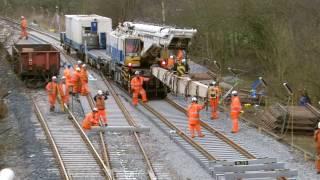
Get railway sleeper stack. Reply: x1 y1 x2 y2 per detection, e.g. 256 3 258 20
260 103 319 134
210 158 298 179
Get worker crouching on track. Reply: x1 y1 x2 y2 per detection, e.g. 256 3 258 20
46 76 58 112
58 76 70 107
19 16 28 40
80 64 89 96
82 108 99 132
188 97 206 138
130 71 149 106
230 90 243 133
72 67 81 97
314 122 320 174
208 81 221 120
94 90 109 125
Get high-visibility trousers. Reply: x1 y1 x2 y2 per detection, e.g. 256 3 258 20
132 88 147 105
189 120 201 132
48 95 56 107
81 82 89 96
62 95 69 104
98 109 107 124
230 112 239 133
20 28 28 38
210 98 219 119
82 119 92 130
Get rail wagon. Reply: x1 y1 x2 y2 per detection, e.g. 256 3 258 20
12 43 60 87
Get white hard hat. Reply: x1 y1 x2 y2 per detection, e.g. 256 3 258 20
182 59 186 63
52 76 57 80
21 16 25 19
93 107 98 112
318 122 320 129
170 55 174 58
61 76 66 79
97 90 103 95
77 60 82 64
82 64 86 68
231 90 238 95
210 81 216 86
76 67 81 71
191 97 197 102
0 168 15 180
135 71 140 75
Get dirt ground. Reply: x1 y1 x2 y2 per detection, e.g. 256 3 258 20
0 46 59 179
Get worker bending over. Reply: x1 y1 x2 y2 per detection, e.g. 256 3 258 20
58 76 70 107
173 59 189 76
167 55 175 70
94 90 109 125
72 67 81 97
315 122 320 174
80 64 89 96
188 97 206 138
63 64 73 87
19 16 28 40
46 76 58 112
208 81 221 119
230 90 242 133
82 108 99 132
130 71 149 106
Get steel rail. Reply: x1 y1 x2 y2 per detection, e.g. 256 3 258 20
165 97 256 159
100 74 158 180
86 93 114 179
33 100 70 180
64 104 113 179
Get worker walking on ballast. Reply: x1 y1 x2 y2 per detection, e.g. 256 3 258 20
130 71 149 106
72 67 81 97
208 81 221 119
46 76 58 112
230 90 243 133
80 64 89 96
82 108 99 132
188 97 206 138
19 16 28 40
58 76 70 107
94 90 109 125
314 122 320 174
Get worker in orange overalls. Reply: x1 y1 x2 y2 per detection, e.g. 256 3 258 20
63 64 72 87
58 76 70 107
188 97 206 138
80 64 89 96
75 60 82 69
19 16 28 40
208 81 221 119
72 67 81 97
46 76 58 112
314 122 320 174
167 55 175 70
82 108 99 132
176 49 184 62
130 71 149 106
230 90 243 133
94 90 109 125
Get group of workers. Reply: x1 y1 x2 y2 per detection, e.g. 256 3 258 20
187 85 242 138
161 50 190 77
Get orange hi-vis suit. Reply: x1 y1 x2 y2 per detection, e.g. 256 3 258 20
82 112 99 131
80 68 89 96
230 96 242 133
130 76 148 105
208 86 221 119
20 18 28 39
314 129 320 173
188 102 205 138
95 95 108 124
63 68 72 87
72 71 81 94
58 82 70 105
177 49 184 62
46 81 58 109
167 57 175 70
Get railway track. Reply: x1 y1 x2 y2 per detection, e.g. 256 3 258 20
33 94 111 179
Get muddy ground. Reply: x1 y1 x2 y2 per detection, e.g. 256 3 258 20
0 46 59 179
